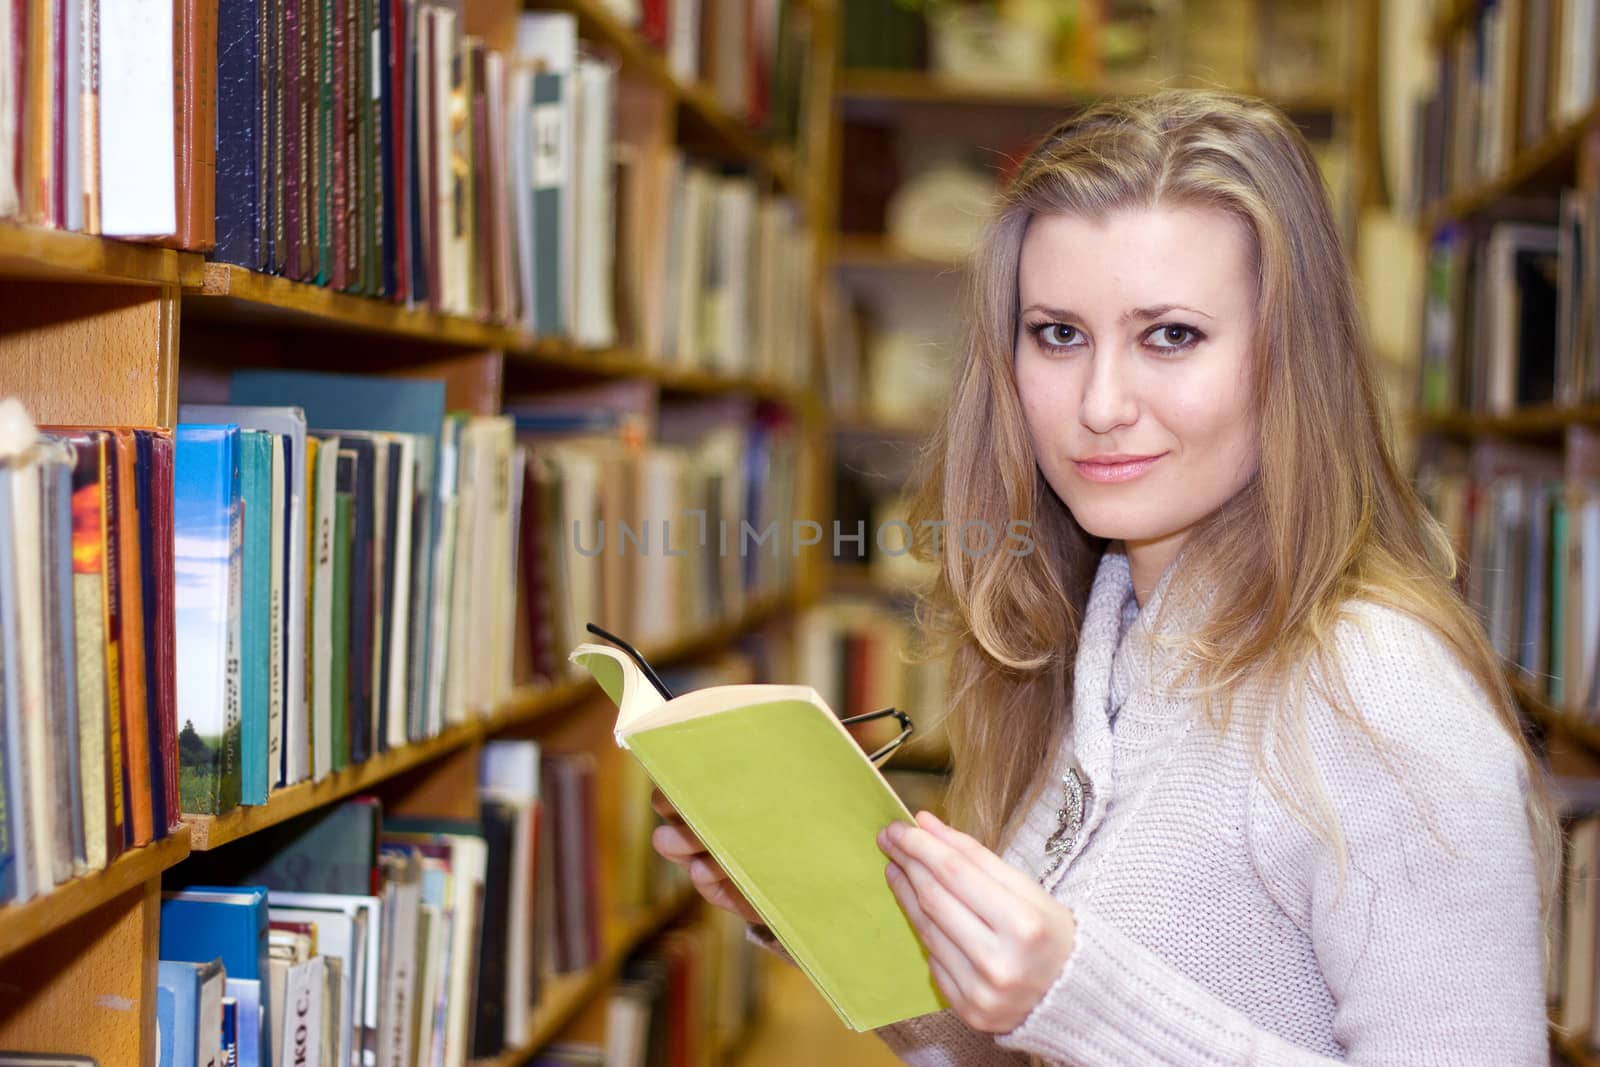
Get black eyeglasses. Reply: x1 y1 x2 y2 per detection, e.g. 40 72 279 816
584 621 915 766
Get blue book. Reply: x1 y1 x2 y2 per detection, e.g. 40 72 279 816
175 426 244 815
224 978 263 1067
237 430 273 805
160 886 273 1067
156 960 203 1067
212 0 262 269
178 404 309 792
221 996 237 1067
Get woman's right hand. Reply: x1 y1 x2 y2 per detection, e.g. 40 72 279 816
650 789 763 924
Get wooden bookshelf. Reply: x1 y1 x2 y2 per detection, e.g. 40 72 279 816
487 887 698 1066
187 261 810 408
532 0 798 194
837 69 1345 115
831 235 965 273
1410 403 1600 439
0 828 192 960
1418 101 1600 232
0 0 830 1057
185 588 800 850
1554 1023 1600 1067
0 220 206 287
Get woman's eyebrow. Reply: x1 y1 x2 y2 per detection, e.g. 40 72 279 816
1019 303 1216 322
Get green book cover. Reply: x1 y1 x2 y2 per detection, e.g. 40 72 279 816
331 455 354 772
569 643 946 1031
239 429 274 805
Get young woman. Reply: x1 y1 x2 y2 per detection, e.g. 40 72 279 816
652 89 1557 1064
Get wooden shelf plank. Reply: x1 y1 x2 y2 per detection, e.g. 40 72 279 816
184 591 801 850
0 221 205 288
1513 675 1600 758
836 70 1346 114
530 0 796 194
186 263 807 406
481 888 697 1065
1409 403 1600 438
190 262 531 347
832 236 965 273
0 826 192 960
1419 102 1600 232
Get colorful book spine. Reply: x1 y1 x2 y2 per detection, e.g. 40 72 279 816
239 430 273 805
174 424 244 815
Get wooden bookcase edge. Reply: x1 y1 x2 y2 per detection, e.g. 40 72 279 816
0 826 192 961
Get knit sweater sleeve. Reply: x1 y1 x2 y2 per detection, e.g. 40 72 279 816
994 604 1548 1067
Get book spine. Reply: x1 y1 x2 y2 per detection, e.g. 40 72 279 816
49 457 87 875
223 439 244 811
70 438 109 871
136 432 168 840
214 0 261 267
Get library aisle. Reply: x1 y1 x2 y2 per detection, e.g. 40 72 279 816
7 0 1600 1063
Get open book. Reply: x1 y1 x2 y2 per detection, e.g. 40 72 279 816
568 640 946 1031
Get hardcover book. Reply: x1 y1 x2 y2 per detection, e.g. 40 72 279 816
174 425 244 815
569 641 945 1031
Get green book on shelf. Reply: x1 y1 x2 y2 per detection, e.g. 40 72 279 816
569 642 946 1032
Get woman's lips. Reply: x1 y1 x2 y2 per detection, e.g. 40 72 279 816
1073 454 1165 483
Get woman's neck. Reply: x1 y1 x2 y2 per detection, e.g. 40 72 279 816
1121 531 1189 607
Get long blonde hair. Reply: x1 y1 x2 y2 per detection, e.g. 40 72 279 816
906 88 1559 911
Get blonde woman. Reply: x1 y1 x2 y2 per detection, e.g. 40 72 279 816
652 89 1555 1064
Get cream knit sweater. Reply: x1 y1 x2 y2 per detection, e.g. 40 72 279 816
870 546 1547 1066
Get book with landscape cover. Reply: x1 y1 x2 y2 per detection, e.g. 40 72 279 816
568 642 944 1031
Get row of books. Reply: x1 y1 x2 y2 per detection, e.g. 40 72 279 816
157 737 677 1067
594 0 813 143
1415 432 1600 715
1417 200 1598 415
797 600 950 769
1414 0 1600 213
0 407 181 902
0 368 809 897
0 0 816 370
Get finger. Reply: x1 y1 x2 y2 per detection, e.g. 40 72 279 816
893 818 1042 938
918 811 1053 901
652 822 710 863
688 855 762 924
650 789 682 822
880 828 1000 958
885 860 987 996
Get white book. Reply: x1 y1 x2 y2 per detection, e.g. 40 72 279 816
667 0 701 84
62 0 83 231
267 439 286 783
198 961 226 1067
0 446 38 902
280 956 324 1067
0 0 16 216
516 12 577 336
9 449 56 892
386 435 415 749
509 66 536 333
572 57 617 349
377 860 421 1067
427 419 462 733
603 988 653 1067
271 900 371 1067
98 0 175 235
311 437 341 780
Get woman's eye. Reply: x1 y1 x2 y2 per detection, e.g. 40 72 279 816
1035 323 1080 349
1147 324 1201 350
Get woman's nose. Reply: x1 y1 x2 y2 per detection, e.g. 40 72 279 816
1079 352 1139 434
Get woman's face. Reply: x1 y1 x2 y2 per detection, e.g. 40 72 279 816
1014 205 1261 572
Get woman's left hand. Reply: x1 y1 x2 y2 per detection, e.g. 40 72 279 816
877 810 1077 1034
